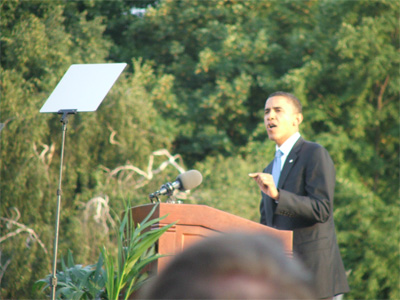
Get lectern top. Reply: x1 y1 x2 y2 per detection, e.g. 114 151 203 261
40 63 127 113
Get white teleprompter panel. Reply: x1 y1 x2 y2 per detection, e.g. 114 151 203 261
40 63 127 113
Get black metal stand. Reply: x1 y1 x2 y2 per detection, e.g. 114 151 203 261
50 109 76 300
149 182 175 203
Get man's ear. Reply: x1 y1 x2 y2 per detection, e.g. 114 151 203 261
294 113 303 126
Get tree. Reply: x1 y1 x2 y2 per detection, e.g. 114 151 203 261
2 0 398 298
1 2 102 297
276 1 399 298
1 1 185 297
121 0 323 165
122 1 399 298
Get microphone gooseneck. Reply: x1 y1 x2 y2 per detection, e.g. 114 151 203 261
149 170 203 202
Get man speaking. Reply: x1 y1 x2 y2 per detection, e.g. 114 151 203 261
250 92 350 299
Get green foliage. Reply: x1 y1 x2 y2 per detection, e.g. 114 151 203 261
101 203 174 300
123 0 323 164
193 149 273 223
334 164 400 299
34 250 106 300
34 203 173 300
1 0 398 299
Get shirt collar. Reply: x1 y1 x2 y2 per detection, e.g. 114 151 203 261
276 132 301 155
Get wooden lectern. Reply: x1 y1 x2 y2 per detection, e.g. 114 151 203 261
132 203 292 273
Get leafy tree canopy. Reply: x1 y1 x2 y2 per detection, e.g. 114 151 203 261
1 1 398 299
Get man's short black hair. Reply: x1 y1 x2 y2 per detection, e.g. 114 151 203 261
268 91 302 113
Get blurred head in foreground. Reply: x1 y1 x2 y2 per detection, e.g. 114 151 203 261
140 232 316 299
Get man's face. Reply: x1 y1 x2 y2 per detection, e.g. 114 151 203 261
264 96 303 146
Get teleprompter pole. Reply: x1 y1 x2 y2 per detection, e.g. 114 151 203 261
50 109 76 300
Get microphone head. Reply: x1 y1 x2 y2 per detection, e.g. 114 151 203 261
176 170 203 191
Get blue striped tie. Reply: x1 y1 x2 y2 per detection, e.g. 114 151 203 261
272 150 283 186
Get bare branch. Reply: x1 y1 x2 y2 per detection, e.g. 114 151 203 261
82 195 116 234
102 149 187 190
0 217 48 254
0 252 12 285
32 142 56 167
377 75 390 110
107 123 121 146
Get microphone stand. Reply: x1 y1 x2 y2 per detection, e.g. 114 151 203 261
149 182 182 204
50 109 76 300
149 182 175 203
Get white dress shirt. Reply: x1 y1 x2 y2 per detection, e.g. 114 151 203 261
275 132 301 171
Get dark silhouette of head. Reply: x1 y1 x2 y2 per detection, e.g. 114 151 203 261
140 232 316 299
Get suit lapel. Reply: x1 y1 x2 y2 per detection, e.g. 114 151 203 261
278 137 304 188
265 163 273 174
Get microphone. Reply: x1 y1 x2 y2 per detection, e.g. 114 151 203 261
149 170 203 200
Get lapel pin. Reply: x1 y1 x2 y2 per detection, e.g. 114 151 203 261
289 159 293 163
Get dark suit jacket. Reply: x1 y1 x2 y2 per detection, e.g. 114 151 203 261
260 137 350 298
